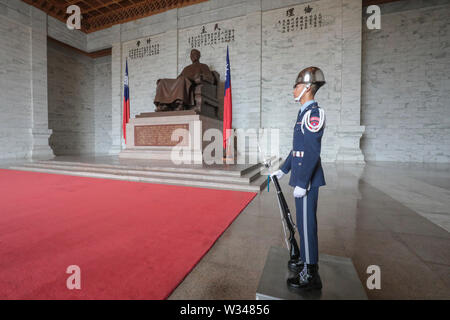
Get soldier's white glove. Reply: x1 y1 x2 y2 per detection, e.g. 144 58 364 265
271 170 284 180
293 186 306 198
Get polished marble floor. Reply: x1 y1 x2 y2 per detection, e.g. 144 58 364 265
1 158 449 299
167 162 450 300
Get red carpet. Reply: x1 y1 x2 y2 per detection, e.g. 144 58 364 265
0 169 256 299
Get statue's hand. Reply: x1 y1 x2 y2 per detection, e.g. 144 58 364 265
193 74 203 84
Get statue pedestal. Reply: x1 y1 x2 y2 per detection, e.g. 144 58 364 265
119 111 222 164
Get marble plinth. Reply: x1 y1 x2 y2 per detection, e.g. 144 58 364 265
119 111 223 164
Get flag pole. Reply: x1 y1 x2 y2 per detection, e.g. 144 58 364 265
224 129 234 164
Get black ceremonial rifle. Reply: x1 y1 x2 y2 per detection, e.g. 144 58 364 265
270 175 300 262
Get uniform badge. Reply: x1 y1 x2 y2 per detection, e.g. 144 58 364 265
301 109 325 133
310 116 320 127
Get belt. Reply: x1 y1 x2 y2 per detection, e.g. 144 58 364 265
292 151 304 158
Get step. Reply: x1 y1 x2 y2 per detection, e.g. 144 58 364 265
9 165 268 192
16 162 262 185
33 159 261 177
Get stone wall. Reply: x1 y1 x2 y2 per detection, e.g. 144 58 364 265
1 0 449 163
122 31 178 119
262 0 357 161
47 40 95 155
94 56 112 154
100 0 365 161
47 40 112 156
48 16 86 51
0 0 54 160
361 0 450 162
0 4 32 160
0 0 85 161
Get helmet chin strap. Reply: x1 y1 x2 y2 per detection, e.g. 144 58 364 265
294 84 311 103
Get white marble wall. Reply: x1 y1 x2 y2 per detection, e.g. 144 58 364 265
122 30 178 118
47 40 95 155
47 16 86 51
261 0 365 161
361 0 450 162
47 40 112 156
30 7 54 160
1 0 448 163
0 0 32 160
99 0 366 161
0 0 81 160
94 56 112 154
110 26 123 154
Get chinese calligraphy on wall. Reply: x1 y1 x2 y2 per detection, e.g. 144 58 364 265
128 38 160 60
277 5 323 33
188 23 235 49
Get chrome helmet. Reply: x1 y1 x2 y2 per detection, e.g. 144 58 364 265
293 66 326 89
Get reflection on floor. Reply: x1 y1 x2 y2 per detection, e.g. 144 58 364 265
1 157 449 299
168 162 450 300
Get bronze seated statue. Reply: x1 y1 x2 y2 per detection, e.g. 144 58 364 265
153 49 220 119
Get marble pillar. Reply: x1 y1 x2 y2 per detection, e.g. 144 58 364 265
337 0 365 162
30 7 54 160
109 25 123 155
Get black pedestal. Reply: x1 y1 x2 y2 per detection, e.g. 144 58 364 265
256 246 368 300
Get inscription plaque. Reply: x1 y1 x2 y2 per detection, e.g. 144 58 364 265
134 124 189 146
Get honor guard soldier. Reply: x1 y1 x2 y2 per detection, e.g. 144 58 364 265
271 67 326 291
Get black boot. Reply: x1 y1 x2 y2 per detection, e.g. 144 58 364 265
287 264 322 291
288 257 304 273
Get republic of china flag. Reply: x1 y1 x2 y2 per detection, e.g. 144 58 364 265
122 59 130 143
223 46 232 151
